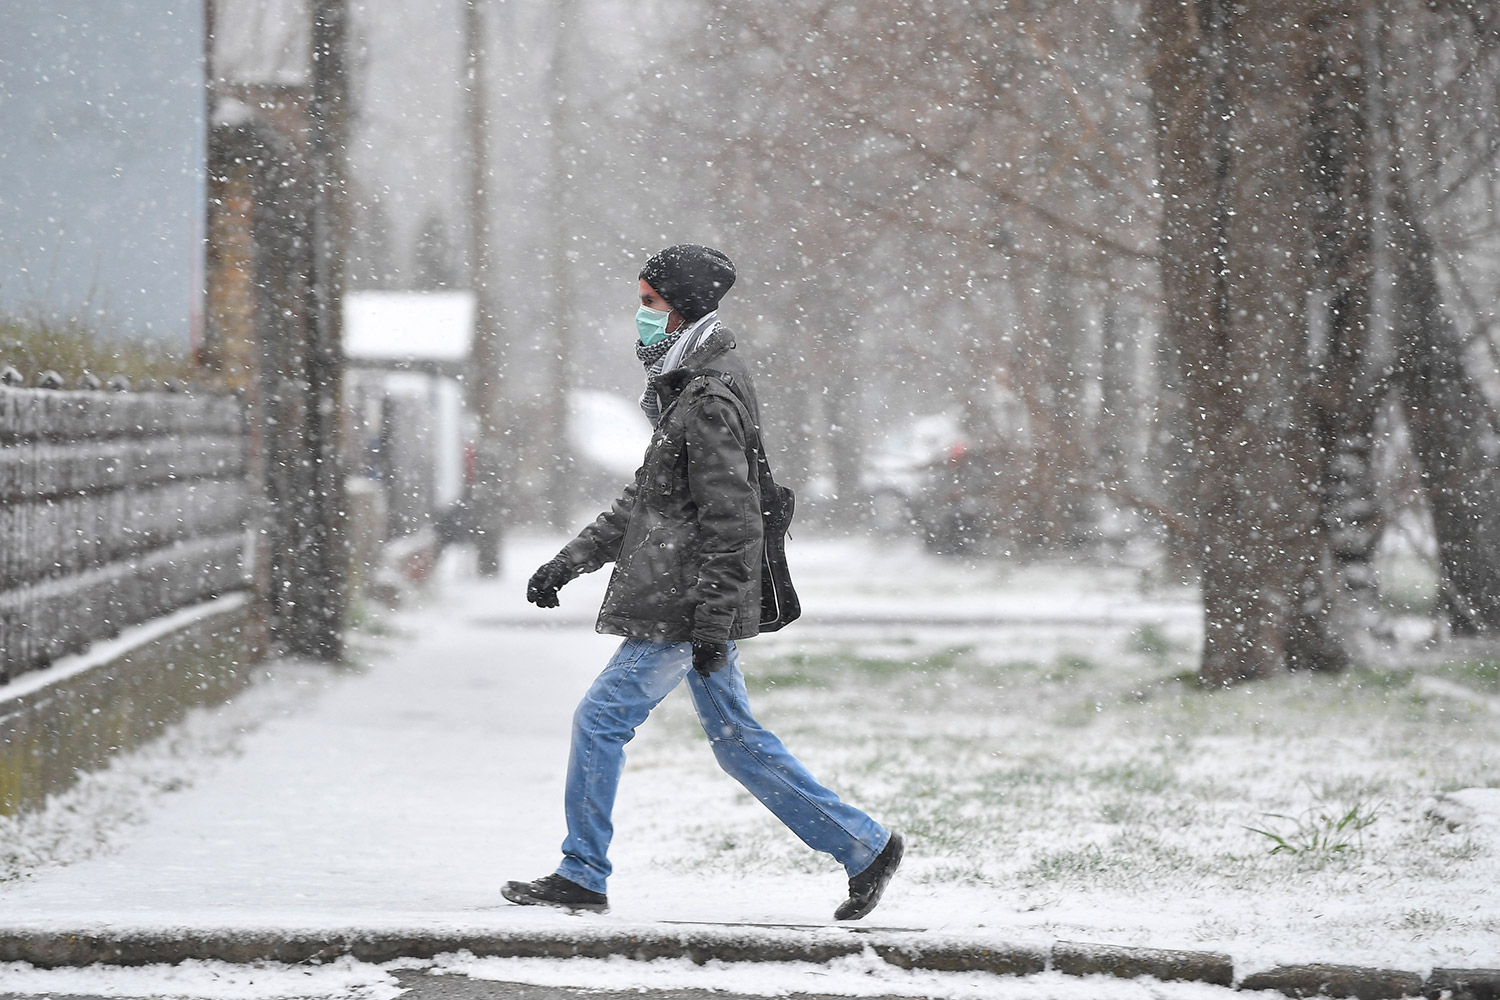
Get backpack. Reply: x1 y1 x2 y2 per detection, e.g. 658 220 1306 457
699 371 802 632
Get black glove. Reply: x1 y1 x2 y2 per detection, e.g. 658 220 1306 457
692 640 730 676
526 557 572 608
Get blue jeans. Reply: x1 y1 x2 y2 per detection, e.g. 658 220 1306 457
556 637 890 894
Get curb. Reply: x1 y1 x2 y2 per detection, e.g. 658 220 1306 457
1239 964 1427 1000
1053 940 1233 986
0 928 1496 998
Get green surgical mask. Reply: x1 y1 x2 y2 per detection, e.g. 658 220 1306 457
636 305 671 345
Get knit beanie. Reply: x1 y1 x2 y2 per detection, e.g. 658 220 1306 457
638 244 736 323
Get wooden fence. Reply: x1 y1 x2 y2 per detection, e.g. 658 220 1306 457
0 378 250 684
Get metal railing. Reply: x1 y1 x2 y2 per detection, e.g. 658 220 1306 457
0 369 250 684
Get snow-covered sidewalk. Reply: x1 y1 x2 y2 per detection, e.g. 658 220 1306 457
1 533 1497 991
0 536 623 935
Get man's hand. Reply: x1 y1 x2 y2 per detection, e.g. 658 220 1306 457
692 641 730 676
526 557 572 608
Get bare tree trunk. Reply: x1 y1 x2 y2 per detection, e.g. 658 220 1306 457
465 0 506 576
542 0 578 530
1150 0 1328 685
1147 282 1196 577
1097 277 1135 488
302 0 350 660
1287 4 1384 672
1040 249 1095 547
1389 178 1500 632
817 298 866 525
1004 252 1082 550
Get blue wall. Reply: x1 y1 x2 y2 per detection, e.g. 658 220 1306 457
0 2 205 342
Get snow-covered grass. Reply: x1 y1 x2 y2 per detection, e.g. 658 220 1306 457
613 540 1500 972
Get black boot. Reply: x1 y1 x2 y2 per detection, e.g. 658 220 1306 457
834 831 904 921
502 873 609 913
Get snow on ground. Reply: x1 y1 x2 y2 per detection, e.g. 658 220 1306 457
414 951 1268 1000
0 953 1277 1000
0 956 400 1000
0 532 1497 997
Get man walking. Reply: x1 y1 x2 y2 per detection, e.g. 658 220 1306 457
504 244 903 920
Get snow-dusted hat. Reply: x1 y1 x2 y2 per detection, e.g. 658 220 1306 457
639 244 736 323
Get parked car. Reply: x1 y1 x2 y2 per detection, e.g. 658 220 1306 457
864 411 964 535
568 388 652 507
864 391 1033 554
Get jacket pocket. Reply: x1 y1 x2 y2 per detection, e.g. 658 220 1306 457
646 431 689 499
628 513 689 605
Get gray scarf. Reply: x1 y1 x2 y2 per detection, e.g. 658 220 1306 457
637 312 720 425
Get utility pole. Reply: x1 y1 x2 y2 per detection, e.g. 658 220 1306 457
303 0 350 659
543 0 577 529
465 0 506 576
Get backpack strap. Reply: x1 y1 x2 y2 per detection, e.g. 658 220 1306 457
689 371 800 629
693 369 778 504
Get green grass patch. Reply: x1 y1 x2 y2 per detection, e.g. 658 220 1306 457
1244 797 1381 857
1442 658 1500 692
1088 759 1177 795
1347 666 1415 692
745 645 977 692
1046 654 1097 681
1021 833 1205 891
1128 624 1174 663
1022 843 1109 884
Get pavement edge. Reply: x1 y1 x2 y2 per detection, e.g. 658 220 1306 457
1 928 1497 998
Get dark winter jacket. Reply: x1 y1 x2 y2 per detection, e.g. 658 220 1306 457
558 327 764 642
